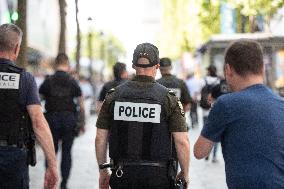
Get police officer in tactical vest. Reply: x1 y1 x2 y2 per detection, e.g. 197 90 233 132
95 43 190 189
0 23 58 188
39 53 85 189
157 57 192 113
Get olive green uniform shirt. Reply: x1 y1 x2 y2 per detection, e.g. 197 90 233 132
157 74 192 105
96 75 187 132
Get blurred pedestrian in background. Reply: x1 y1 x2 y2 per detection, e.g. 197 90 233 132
157 57 192 113
194 40 284 188
0 23 58 189
185 72 202 128
39 53 85 189
96 62 128 112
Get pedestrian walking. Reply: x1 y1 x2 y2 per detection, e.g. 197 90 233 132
185 72 202 128
194 40 284 188
0 23 58 189
97 62 128 112
39 53 85 189
95 43 190 189
157 57 192 113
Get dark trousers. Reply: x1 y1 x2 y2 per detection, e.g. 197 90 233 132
45 112 76 185
110 166 171 189
0 146 28 189
190 101 198 127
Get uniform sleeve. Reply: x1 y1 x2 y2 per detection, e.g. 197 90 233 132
180 81 192 104
98 85 108 102
71 79 82 97
201 99 229 142
24 72 41 105
39 77 49 96
166 93 188 132
96 91 115 130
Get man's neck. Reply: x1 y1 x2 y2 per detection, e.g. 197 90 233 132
232 75 264 92
56 66 69 72
0 52 15 61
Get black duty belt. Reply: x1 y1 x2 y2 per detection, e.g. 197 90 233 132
99 160 169 178
117 161 168 168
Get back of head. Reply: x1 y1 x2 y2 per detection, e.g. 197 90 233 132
113 62 126 79
54 53 69 68
225 40 263 76
0 23 22 52
159 57 172 68
207 65 217 77
132 43 159 68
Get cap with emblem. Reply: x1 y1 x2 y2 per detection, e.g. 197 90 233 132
159 57 172 67
132 43 159 68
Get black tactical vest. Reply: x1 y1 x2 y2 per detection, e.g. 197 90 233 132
45 73 75 112
157 75 182 98
109 81 172 162
0 63 29 145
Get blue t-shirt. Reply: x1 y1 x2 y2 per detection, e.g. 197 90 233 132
0 58 40 107
202 84 284 188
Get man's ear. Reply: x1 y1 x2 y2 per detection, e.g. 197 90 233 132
156 64 160 69
14 43 20 55
225 64 233 77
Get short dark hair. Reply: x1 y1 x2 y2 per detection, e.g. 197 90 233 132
225 40 263 76
207 65 217 77
0 23 22 52
113 62 126 79
55 53 69 67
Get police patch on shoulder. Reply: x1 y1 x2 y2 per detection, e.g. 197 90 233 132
178 101 185 116
107 88 115 94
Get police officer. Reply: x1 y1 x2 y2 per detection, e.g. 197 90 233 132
39 53 85 189
95 43 190 189
0 23 58 188
157 57 192 112
97 62 128 111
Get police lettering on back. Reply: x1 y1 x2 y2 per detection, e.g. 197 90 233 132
114 102 161 123
0 72 20 89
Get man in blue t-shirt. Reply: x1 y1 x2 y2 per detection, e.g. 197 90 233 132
194 40 284 189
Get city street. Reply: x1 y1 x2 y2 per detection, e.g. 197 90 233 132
29 112 227 189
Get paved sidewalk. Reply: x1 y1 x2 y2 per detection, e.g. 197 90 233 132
29 115 227 189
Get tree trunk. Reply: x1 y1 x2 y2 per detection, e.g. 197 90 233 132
75 0 81 73
240 15 247 33
88 32 93 79
16 0 27 68
58 0 67 54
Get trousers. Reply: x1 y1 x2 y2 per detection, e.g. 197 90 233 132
0 146 28 189
110 166 171 189
45 112 76 184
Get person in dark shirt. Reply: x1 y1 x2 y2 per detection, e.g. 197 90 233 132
39 53 85 189
194 40 284 188
97 62 128 111
157 57 192 112
0 23 58 189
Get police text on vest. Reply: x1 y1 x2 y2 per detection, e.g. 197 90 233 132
114 102 161 123
0 72 20 89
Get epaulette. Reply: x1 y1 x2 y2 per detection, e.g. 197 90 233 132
168 89 176 96
107 88 116 94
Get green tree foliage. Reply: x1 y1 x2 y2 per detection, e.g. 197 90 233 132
75 31 125 68
227 0 284 32
159 0 202 59
199 0 221 41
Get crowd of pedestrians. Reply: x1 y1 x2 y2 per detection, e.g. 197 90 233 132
0 22 283 189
